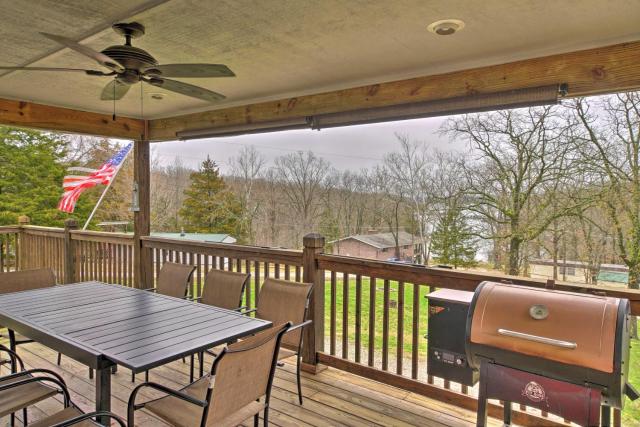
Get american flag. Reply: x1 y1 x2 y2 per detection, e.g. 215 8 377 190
58 143 132 213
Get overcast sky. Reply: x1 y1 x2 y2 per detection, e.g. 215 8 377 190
150 115 467 173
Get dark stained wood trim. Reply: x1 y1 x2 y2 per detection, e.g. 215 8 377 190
0 98 144 139
317 254 640 315
141 236 303 265
148 41 640 140
317 353 563 427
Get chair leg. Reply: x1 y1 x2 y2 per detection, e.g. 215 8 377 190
10 412 15 427
253 413 259 427
296 354 303 405
199 351 204 378
264 407 269 426
131 371 135 382
22 407 28 426
145 370 149 382
57 352 62 365
89 368 94 380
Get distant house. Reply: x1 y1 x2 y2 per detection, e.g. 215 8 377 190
330 231 418 262
530 259 628 287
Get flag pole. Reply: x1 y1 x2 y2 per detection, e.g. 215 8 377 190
82 148 132 230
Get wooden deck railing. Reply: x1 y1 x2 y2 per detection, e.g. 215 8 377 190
3 222 640 426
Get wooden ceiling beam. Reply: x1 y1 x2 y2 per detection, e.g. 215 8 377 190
0 98 144 140
148 40 640 141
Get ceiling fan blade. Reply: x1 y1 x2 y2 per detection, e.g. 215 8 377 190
100 80 131 101
0 66 105 73
143 64 235 78
40 32 124 72
146 78 225 102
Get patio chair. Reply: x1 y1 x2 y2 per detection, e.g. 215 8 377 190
128 322 290 427
132 261 196 382
0 343 68 427
0 362 125 427
143 261 196 298
189 269 250 381
254 278 313 405
0 269 56 369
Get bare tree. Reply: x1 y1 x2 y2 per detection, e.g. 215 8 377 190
442 106 576 275
383 134 433 263
570 93 640 290
273 151 332 245
228 146 265 244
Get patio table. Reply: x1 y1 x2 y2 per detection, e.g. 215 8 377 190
0 281 272 422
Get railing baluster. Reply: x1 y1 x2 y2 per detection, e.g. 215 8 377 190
397 281 405 375
368 276 376 367
254 261 261 307
342 272 349 359
330 270 337 356
244 259 251 308
275 263 280 279
284 264 291 280
382 279 390 371
295 265 301 282
412 283 420 380
355 274 362 363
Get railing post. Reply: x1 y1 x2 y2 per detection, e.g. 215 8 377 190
302 233 325 372
133 137 152 289
63 218 78 284
17 215 30 270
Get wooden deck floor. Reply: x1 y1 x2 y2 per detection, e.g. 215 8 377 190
1 340 499 427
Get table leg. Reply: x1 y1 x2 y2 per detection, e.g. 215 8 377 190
95 366 111 425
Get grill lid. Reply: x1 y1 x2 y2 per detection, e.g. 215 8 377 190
469 282 619 373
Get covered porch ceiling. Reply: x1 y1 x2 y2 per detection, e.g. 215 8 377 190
0 0 639 141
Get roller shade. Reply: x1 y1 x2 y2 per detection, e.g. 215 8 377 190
176 84 566 140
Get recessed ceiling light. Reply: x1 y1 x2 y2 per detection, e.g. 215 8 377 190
149 92 165 100
427 19 465 36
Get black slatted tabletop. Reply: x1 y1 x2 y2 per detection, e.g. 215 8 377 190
0 281 272 416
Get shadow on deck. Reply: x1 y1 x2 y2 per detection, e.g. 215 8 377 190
0 340 500 427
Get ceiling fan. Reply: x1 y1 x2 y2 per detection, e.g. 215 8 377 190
0 22 235 103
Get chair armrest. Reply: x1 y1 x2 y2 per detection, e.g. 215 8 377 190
129 381 208 410
287 319 312 332
2 368 67 387
0 344 25 371
193 296 203 302
141 287 157 292
0 375 71 406
238 308 257 316
50 411 127 427
234 306 248 312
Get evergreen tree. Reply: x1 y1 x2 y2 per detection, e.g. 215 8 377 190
179 156 243 238
431 207 478 268
0 127 72 226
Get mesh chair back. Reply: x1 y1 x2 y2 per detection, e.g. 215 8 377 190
155 262 195 298
0 268 56 294
256 278 312 347
201 269 250 310
206 323 289 424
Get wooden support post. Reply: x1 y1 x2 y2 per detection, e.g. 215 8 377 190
133 136 151 289
63 218 78 284
301 233 325 372
17 215 30 270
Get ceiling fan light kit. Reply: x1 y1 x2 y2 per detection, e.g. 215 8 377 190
0 22 234 106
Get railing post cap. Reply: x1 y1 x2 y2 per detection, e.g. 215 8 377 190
64 218 79 229
303 233 325 248
18 215 30 225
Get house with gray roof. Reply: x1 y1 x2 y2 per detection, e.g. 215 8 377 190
329 231 418 262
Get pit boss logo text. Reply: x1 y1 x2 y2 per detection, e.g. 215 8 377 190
522 381 548 405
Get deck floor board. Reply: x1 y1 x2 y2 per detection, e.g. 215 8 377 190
1 339 499 426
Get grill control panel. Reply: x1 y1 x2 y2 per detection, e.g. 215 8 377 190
426 289 478 386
